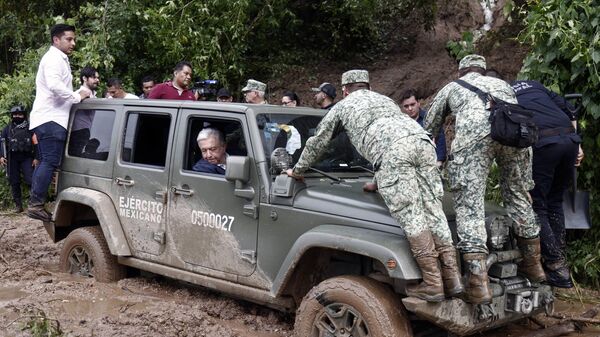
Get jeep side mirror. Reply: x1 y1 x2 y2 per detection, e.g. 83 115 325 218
225 156 251 183
225 156 255 200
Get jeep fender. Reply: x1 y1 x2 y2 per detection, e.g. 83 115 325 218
272 224 420 296
53 187 131 256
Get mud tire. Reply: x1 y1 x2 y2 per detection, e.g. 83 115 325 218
59 226 125 282
294 275 413 337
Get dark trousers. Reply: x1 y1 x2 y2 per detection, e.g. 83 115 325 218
530 141 579 264
7 152 34 206
30 122 66 205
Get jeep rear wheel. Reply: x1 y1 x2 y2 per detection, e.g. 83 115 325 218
59 226 125 282
294 275 412 337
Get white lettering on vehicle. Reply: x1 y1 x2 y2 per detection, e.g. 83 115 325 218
119 196 163 224
191 210 234 232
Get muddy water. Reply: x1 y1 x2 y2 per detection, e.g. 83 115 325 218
1 215 599 336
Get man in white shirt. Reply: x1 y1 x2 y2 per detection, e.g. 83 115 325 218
106 78 140 99
27 24 91 222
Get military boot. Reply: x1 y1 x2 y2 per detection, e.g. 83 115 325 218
517 236 546 283
463 253 492 304
405 231 445 302
432 235 464 297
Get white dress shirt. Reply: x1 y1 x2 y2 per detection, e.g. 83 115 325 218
29 46 81 130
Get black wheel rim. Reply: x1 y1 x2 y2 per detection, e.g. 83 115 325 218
313 303 369 337
67 245 94 278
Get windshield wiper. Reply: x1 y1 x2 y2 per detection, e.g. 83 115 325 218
308 167 342 182
350 165 375 175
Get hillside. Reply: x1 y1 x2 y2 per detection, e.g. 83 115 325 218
267 0 528 106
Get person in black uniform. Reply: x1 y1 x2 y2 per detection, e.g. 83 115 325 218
0 106 38 213
511 80 584 288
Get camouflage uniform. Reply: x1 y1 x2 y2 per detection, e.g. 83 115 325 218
425 60 538 254
293 75 452 243
242 79 268 104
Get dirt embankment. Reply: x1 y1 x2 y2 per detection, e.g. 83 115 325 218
268 0 528 107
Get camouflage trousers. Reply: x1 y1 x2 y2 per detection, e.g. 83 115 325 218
448 136 539 254
376 135 453 244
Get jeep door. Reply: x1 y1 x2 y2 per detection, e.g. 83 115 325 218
112 107 177 259
168 109 258 277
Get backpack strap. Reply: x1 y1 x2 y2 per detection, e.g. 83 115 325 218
454 79 490 104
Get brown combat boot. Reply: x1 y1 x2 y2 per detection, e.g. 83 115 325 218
517 236 546 283
406 231 445 302
463 253 492 304
432 236 464 297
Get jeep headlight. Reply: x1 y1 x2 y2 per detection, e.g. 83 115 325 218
486 215 511 250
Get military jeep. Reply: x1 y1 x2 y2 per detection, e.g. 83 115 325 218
43 99 554 336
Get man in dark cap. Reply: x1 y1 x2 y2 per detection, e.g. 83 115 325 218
426 54 545 304
511 79 584 288
1 106 38 213
216 88 233 102
311 82 336 109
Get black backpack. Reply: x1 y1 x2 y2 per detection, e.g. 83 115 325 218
455 79 538 148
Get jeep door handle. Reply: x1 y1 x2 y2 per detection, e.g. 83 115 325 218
115 177 134 186
171 186 194 196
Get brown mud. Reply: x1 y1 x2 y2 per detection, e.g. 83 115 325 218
1 215 599 336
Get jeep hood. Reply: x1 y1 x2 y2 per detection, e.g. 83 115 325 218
292 181 394 226
292 180 458 226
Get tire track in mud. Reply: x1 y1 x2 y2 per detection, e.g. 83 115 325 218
1 215 598 337
0 215 292 337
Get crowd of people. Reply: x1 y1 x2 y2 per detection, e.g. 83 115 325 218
2 23 585 305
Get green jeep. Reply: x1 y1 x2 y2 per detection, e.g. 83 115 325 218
43 99 554 336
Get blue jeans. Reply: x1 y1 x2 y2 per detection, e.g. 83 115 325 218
30 122 66 205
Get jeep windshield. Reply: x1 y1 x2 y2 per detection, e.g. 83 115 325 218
257 113 373 176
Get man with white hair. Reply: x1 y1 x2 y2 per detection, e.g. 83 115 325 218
192 128 227 174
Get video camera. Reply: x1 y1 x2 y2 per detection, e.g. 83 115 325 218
192 78 219 101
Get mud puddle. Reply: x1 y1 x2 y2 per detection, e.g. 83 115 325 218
1 215 599 336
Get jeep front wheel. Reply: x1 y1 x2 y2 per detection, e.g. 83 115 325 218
294 275 413 337
59 226 125 282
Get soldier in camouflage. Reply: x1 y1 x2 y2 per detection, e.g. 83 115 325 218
287 69 463 302
425 54 546 304
242 79 268 104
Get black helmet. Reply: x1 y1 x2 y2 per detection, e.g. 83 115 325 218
10 105 25 115
9 105 26 115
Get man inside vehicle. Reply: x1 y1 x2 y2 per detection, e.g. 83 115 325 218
192 128 227 174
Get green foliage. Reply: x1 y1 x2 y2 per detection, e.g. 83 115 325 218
0 0 437 99
0 0 437 209
446 31 476 62
20 308 64 337
519 0 600 287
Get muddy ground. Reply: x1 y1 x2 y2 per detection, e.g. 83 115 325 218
1 215 599 337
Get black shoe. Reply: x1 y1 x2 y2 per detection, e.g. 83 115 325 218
14 205 24 213
26 205 52 222
545 265 574 288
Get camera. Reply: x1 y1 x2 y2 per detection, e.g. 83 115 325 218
192 78 219 100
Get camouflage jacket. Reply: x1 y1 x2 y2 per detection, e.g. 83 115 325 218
425 72 517 153
293 89 425 174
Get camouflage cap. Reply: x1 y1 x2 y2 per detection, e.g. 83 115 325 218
341 70 369 86
458 54 487 70
241 79 266 92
